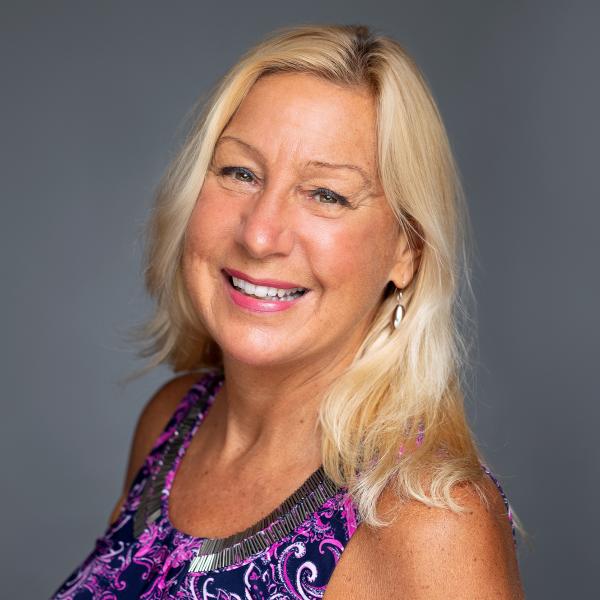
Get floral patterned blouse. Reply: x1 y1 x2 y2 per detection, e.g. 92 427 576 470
50 368 516 599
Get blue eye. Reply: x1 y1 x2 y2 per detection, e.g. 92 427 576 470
311 187 350 206
219 166 256 183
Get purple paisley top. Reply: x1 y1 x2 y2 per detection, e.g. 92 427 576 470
50 368 516 599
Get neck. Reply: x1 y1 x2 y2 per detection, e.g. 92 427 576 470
205 342 357 471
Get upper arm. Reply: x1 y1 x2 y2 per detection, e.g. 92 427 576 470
376 478 523 599
107 372 201 525
325 475 524 599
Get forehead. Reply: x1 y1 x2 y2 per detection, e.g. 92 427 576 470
219 72 379 177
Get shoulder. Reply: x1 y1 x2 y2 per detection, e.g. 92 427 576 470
108 372 201 524
324 474 524 599
125 373 201 482
134 374 201 447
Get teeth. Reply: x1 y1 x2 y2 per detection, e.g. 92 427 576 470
254 285 268 297
231 276 306 300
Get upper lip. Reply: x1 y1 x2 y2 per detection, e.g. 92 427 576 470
223 268 308 290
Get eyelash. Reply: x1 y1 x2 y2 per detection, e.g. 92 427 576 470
218 166 351 207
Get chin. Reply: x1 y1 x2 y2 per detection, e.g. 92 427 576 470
217 330 303 368
223 347 296 368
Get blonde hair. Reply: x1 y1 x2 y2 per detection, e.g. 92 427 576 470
130 24 525 538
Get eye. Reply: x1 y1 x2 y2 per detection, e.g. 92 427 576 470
310 187 350 207
219 166 257 184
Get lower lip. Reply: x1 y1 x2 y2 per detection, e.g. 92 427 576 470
223 273 308 313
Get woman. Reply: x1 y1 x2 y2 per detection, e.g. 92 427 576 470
52 24 525 599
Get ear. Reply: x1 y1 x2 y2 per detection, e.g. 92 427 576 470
388 226 422 289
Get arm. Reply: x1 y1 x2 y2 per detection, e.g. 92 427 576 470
324 475 524 599
107 373 201 526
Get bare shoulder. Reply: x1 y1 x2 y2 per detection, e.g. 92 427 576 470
107 372 201 525
324 474 524 599
127 372 202 464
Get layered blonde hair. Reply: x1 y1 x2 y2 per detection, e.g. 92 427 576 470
131 24 524 536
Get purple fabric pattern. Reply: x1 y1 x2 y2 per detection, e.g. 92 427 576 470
50 369 516 599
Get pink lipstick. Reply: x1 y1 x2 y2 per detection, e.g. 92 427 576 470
221 268 309 313
223 268 306 290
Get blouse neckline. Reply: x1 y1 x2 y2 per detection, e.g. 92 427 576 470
134 368 344 572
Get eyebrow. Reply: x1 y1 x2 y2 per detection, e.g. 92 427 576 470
216 135 374 189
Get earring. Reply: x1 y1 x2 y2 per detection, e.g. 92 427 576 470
393 287 405 329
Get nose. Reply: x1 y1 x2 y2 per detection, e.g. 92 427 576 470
236 186 295 259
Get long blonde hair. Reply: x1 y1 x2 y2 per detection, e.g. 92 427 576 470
131 24 524 537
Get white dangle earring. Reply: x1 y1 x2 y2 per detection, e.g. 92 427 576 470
392 286 405 329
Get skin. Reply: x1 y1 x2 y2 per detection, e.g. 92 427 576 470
178 72 415 475
108 72 523 597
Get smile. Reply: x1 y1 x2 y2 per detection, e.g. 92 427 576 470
230 276 308 301
222 270 310 313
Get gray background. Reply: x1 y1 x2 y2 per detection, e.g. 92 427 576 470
1 1 598 598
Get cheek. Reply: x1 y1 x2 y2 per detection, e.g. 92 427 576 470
184 186 237 258
305 218 395 295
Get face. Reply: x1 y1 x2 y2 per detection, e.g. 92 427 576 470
182 72 414 371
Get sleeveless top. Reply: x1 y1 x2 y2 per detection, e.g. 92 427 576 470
50 368 517 599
